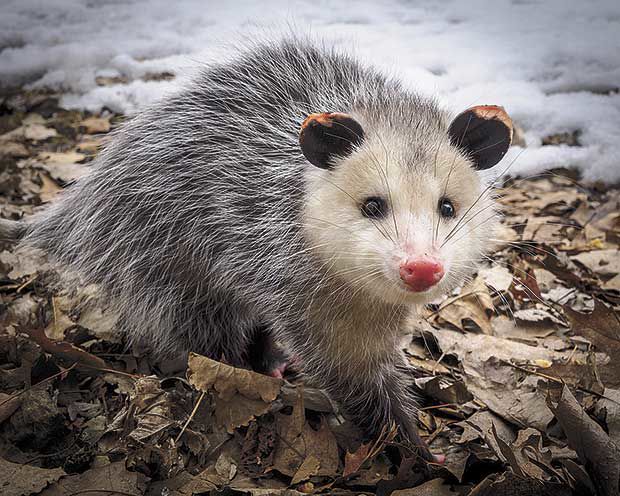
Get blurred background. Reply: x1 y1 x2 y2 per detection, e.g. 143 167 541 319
1 0 619 181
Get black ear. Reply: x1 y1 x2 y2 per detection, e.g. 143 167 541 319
448 105 513 170
299 112 364 169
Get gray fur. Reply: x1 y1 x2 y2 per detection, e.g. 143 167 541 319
0 219 27 244
11 39 465 458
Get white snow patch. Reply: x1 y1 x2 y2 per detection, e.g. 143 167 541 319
1 0 619 181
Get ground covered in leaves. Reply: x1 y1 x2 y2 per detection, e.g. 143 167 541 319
0 90 619 496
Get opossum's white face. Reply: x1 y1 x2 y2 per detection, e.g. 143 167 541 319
304 146 498 305
300 107 512 306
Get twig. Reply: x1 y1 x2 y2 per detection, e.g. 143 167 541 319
174 390 205 444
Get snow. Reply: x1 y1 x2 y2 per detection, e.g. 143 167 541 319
1 0 619 181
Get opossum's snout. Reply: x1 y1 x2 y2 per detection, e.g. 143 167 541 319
399 256 444 292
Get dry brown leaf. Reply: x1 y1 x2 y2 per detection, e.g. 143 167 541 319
468 470 570 496
0 247 50 279
435 276 494 334
596 389 620 449
129 377 174 443
603 274 620 291
466 361 554 431
550 385 620 496
343 442 371 477
0 393 22 424
23 123 58 141
39 461 146 496
38 172 63 202
0 456 66 496
457 410 515 453
76 137 103 154
510 428 556 480
429 327 573 372
188 353 282 403
272 390 339 482
80 115 111 134
187 353 282 433
38 150 86 164
415 376 472 405
391 478 456 495
513 307 565 327
0 141 29 158
215 396 274 434
572 249 620 279
429 328 563 429
563 299 620 388
37 150 89 183
478 265 513 293
521 216 565 243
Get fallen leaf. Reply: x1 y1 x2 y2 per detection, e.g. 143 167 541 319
563 299 620 388
80 116 111 134
37 150 89 183
468 470 572 496
128 376 174 443
343 442 371 477
0 456 65 496
38 172 63 202
23 123 58 141
188 353 282 403
465 358 554 431
572 248 620 281
595 389 620 448
415 376 473 405
0 392 22 424
188 353 282 433
272 390 339 481
513 307 565 327
0 141 29 158
549 385 620 496
39 461 146 496
456 410 515 454
0 247 50 279
392 478 456 495
478 265 513 293
435 276 494 334
240 416 277 476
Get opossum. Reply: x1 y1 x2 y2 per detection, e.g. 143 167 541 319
0 39 513 462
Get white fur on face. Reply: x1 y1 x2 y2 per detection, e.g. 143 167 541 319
303 138 499 306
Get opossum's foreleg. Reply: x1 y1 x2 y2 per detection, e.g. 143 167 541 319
334 359 435 463
304 350 440 462
246 324 293 378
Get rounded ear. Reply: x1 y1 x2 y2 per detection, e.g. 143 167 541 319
299 112 364 169
448 105 513 170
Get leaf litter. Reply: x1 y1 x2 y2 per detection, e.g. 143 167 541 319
0 88 619 495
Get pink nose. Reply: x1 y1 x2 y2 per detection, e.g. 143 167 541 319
399 257 445 292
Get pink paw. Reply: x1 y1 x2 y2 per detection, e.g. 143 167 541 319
267 353 301 379
268 361 288 379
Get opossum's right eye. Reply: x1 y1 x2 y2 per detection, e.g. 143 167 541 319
360 197 388 219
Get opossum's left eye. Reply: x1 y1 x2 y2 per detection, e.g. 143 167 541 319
438 197 456 219
361 197 388 219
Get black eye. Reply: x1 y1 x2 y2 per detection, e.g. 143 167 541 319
361 196 388 219
439 197 456 219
